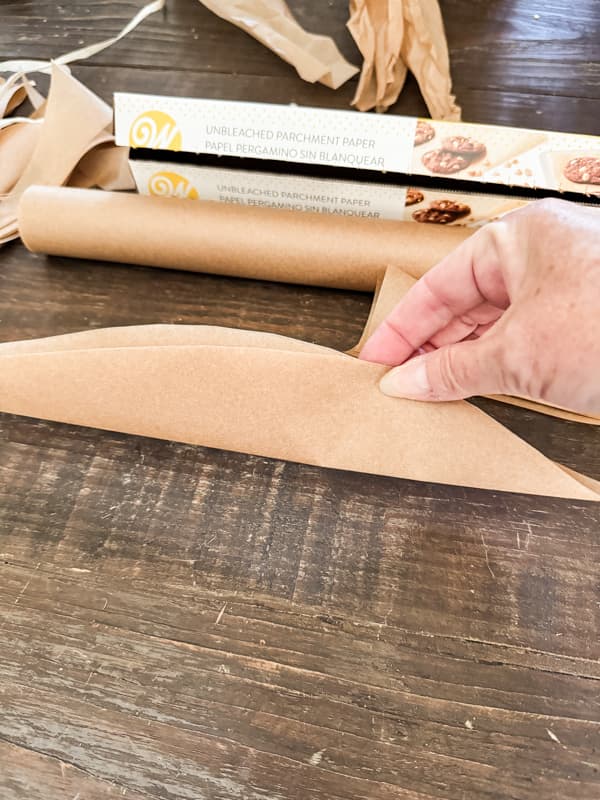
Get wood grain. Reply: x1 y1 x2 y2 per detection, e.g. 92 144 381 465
1 1 599 131
1 1 599 799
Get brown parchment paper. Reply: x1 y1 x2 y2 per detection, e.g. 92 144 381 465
0 65 110 243
0 65 134 244
0 115 42 195
68 139 136 191
18 186 599 426
19 186 470 291
199 0 358 89
347 0 407 113
0 72 44 123
0 77 27 119
0 324 597 501
348 0 460 118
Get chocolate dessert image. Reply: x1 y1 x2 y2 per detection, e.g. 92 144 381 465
405 188 424 206
422 149 470 174
414 120 435 146
441 135 487 158
422 135 487 175
412 198 471 224
563 156 600 185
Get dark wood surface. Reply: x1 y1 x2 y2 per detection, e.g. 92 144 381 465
1 2 599 798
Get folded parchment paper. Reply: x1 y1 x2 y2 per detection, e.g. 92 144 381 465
0 325 597 501
18 186 600 428
19 186 470 291
199 0 358 89
0 66 133 245
348 0 460 118
359 266 600 426
0 76 29 119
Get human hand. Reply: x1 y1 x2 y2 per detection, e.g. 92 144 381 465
359 199 600 416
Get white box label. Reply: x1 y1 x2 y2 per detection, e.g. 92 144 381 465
130 161 409 220
115 94 416 174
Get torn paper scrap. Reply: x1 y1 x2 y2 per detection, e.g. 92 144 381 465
199 0 358 88
0 65 133 245
348 0 460 118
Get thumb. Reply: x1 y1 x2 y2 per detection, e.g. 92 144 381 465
379 335 508 402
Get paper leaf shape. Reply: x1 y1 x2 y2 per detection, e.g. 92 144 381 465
18 186 599 427
0 325 597 501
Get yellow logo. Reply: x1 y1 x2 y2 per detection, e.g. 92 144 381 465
129 110 182 151
148 171 199 200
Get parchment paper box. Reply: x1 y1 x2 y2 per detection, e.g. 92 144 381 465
114 93 600 225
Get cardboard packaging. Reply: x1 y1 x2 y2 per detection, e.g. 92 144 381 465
114 93 599 227
128 159 531 228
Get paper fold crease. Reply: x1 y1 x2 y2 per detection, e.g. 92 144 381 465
0 325 597 501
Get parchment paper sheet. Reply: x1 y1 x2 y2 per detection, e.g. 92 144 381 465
199 0 358 89
360 266 600 426
0 325 597 501
17 186 600 427
0 76 28 119
348 0 406 113
0 66 133 245
348 0 460 118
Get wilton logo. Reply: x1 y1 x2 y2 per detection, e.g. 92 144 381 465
129 110 182 150
148 171 199 200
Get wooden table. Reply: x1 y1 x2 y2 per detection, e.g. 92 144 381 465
1 2 599 798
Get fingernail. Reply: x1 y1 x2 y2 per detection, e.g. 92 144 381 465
379 357 430 399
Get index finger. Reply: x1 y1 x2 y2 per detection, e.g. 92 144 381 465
359 223 510 365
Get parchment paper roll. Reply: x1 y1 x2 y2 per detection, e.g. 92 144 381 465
19 186 470 291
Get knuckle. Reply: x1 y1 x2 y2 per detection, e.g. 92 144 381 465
529 197 567 217
479 218 516 264
484 198 571 252
499 321 529 385
500 320 554 400
431 345 471 398
522 197 571 231
480 218 508 245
